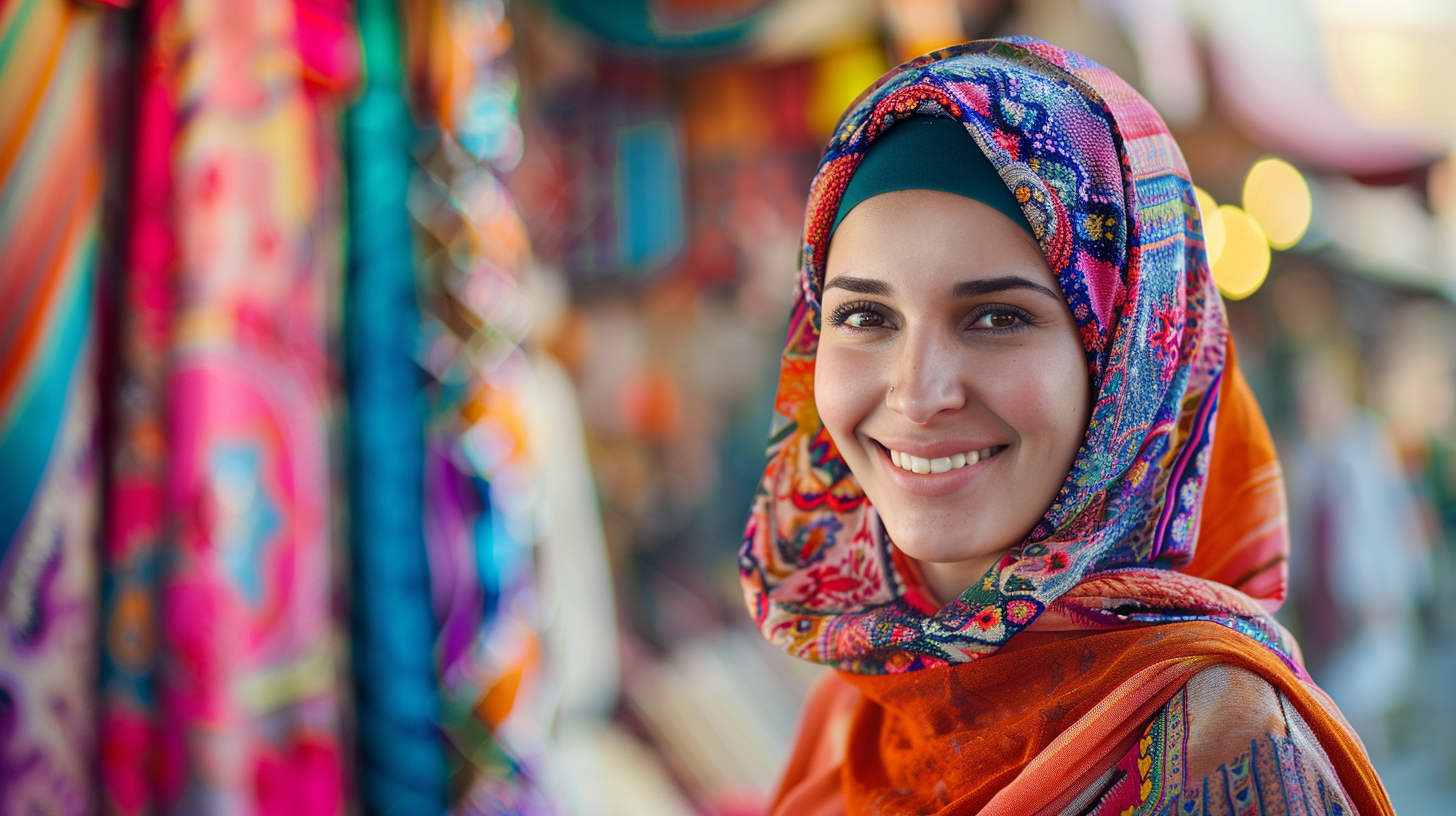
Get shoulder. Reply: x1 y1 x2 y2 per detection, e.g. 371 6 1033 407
1090 665 1358 816
1183 664 1286 780
782 672 863 776
768 672 860 816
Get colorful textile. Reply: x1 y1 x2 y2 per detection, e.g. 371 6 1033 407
742 38 1393 816
344 0 449 813
741 37 1287 673
99 1 176 812
1090 678 1352 816
0 0 104 810
772 623 1385 816
146 0 356 809
405 1 556 811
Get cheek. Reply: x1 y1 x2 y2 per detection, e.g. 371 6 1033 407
813 343 883 453
982 342 1090 457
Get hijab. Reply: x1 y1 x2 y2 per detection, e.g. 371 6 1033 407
740 37 1293 674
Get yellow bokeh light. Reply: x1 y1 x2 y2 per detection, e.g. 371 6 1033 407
1212 205 1271 300
1194 186 1226 267
809 42 890 137
1242 157 1312 251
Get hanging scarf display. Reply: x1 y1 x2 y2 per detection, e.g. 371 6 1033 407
344 0 449 811
98 1 176 812
740 38 1392 814
146 0 356 809
0 1 105 811
404 1 554 812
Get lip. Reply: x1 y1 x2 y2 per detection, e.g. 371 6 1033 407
866 437 1006 498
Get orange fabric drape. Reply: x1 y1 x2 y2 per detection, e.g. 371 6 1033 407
768 348 1390 815
773 623 1389 816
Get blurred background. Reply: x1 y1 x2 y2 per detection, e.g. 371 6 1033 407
2 0 1454 813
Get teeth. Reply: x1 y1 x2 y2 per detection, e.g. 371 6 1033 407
887 446 997 474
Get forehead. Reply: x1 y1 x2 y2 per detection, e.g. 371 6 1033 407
824 190 1057 294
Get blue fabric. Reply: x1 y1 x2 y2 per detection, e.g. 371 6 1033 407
345 1 447 811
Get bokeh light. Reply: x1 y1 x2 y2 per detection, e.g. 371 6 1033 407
808 42 890 137
1213 204 1271 299
1194 186 1226 266
1242 157 1313 250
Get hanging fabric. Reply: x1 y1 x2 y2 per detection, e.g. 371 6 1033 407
345 0 449 811
403 1 557 811
0 0 106 810
147 0 355 809
98 1 176 812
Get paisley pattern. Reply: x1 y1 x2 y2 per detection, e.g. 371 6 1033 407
740 38 1293 673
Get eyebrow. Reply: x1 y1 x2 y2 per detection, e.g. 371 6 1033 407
822 275 893 296
823 274 1062 302
952 276 1062 301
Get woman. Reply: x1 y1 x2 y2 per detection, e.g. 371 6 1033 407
739 38 1394 815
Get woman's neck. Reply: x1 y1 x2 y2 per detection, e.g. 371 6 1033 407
917 549 1013 606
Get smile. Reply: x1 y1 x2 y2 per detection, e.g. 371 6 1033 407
888 445 1005 475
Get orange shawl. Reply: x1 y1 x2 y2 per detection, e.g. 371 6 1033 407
770 354 1393 816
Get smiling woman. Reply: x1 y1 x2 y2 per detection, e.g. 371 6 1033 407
738 38 1395 816
818 188 1089 604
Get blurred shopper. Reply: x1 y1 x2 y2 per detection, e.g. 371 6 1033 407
1285 348 1430 756
739 40 1393 815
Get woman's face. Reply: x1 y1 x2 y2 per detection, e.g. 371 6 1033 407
815 189 1091 603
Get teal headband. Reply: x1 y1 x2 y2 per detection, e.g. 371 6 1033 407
830 115 1033 238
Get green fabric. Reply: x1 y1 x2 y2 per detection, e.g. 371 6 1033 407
830 115 1033 237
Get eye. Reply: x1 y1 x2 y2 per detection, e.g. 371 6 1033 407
828 300 890 330
968 306 1032 332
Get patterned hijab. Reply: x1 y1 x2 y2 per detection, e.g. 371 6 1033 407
740 38 1294 674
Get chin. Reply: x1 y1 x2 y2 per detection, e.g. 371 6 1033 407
876 502 1017 566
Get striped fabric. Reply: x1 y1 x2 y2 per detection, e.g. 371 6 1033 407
0 0 104 811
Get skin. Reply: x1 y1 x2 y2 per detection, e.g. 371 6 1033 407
815 189 1091 604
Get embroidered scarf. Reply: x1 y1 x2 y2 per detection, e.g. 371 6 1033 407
740 38 1295 674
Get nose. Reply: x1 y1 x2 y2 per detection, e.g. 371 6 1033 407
885 326 967 424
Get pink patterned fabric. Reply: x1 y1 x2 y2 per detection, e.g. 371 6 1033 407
143 0 357 809
99 1 178 812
